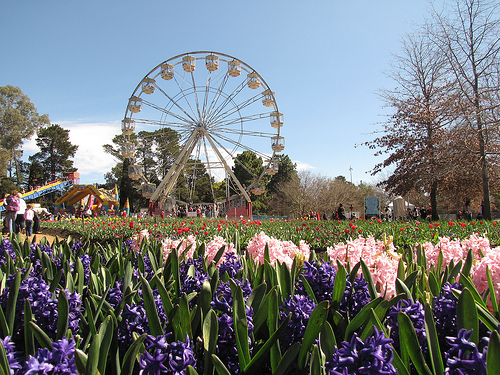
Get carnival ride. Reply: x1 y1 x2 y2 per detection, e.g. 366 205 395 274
54 185 120 214
121 51 284 218
0 177 76 212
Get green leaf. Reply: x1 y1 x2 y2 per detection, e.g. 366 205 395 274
153 275 174 317
424 303 444 375
461 250 473 278
344 297 382 340
360 307 387 340
252 286 278 335
298 300 329 370
319 321 336 360
487 331 500 375
49 269 63 293
274 343 300 375
391 347 410 375
0 339 11 375
75 347 88 373
140 275 163 337
476 302 500 332
267 288 281 372
121 334 148 375
448 260 463 283
85 334 100 375
97 315 115 375
486 266 499 314
309 345 321 375
6 272 21 336
230 279 250 370
277 261 292 298
29 321 53 350
360 259 378 300
199 279 212 320
396 278 413 302
457 274 486 308
0 305 9 344
24 300 35 358
457 288 479 344
397 312 432 375
203 310 218 375
246 283 267 315
331 263 346 310
428 271 440 297
244 313 292 373
56 291 69 340
212 244 227 267
397 258 406 281
348 262 361 285
170 248 181 300
299 274 317 304
211 354 232 375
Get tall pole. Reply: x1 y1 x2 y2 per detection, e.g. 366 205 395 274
349 166 353 184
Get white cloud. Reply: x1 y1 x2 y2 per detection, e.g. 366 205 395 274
63 121 118 175
294 160 315 171
23 121 120 182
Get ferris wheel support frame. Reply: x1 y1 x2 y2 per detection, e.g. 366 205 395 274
202 128 251 203
149 128 202 202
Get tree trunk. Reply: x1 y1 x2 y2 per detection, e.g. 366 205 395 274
430 180 439 220
477 118 492 220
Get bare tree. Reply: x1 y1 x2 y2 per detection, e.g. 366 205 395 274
431 0 500 219
366 30 457 220
270 171 365 218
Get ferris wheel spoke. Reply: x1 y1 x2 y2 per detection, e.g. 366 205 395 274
203 71 236 123
212 127 276 138
190 70 203 120
203 72 231 122
141 98 194 125
212 111 272 130
132 118 192 130
208 93 265 126
150 84 198 123
204 79 251 124
209 131 271 160
170 75 202 121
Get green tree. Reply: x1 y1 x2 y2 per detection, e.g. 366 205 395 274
30 124 78 181
231 151 265 193
103 128 182 211
230 151 268 213
27 159 45 189
267 154 298 195
0 85 50 184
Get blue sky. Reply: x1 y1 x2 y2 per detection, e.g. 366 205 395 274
1 0 442 185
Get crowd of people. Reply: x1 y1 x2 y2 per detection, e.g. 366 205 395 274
2 189 41 236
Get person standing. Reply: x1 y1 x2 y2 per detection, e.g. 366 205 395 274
15 193 27 234
24 203 35 236
4 190 20 234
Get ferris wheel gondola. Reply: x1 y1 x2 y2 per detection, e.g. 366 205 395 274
121 51 284 204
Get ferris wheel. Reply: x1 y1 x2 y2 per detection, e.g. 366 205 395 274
121 51 284 204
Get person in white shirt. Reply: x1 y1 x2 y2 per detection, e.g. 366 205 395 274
15 193 27 234
24 203 35 236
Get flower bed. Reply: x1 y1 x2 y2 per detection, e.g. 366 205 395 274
43 216 500 249
1 219 500 374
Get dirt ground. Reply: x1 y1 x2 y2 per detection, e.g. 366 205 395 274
16 226 79 245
